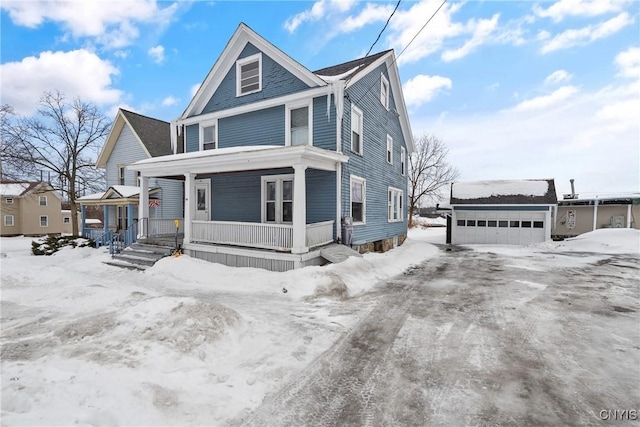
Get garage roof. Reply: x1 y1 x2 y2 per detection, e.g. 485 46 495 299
450 179 557 205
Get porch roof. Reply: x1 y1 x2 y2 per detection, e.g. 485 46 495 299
79 185 160 206
128 145 349 177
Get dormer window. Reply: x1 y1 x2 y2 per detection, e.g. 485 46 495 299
236 53 262 96
380 73 390 109
201 121 217 150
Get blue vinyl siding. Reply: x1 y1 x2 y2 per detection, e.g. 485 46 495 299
312 96 336 151
219 106 285 148
185 124 199 153
152 178 183 219
340 64 408 244
306 169 336 226
201 43 310 114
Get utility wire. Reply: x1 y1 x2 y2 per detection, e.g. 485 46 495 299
351 0 447 106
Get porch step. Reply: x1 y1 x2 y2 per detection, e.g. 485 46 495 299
104 243 175 271
320 243 362 264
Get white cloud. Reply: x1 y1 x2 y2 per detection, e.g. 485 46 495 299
0 0 178 49
545 70 573 84
148 45 165 64
540 12 635 54
0 49 122 116
339 3 395 33
402 74 452 108
615 46 640 79
441 14 500 62
190 83 201 98
161 96 179 107
508 86 579 112
534 0 630 22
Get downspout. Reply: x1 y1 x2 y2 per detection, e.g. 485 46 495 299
627 203 632 228
592 197 598 231
331 80 345 242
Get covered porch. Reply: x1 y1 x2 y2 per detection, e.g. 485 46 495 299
129 145 348 268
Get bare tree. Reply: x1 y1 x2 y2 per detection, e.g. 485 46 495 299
1 91 110 235
408 134 459 228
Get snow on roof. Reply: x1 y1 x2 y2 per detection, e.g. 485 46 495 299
78 191 106 201
111 185 142 198
85 218 102 225
453 180 549 200
134 145 281 165
0 183 30 196
316 66 360 82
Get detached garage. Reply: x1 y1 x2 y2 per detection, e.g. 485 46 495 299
449 179 557 245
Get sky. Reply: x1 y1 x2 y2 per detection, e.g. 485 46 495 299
1 0 638 198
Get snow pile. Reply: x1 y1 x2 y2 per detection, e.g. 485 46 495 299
553 228 640 255
452 179 549 199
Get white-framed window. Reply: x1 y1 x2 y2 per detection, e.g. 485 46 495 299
5 197 13 204
40 215 48 227
401 146 406 176
63 217 71 224
4 215 14 226
388 187 403 222
200 120 218 150
118 165 125 185
286 101 312 146
351 105 363 155
350 175 366 224
236 53 262 96
386 135 393 164
261 174 294 224
380 73 390 109
39 195 47 206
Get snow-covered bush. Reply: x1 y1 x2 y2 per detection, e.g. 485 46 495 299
31 236 93 256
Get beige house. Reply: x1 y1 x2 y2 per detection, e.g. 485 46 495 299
0 181 63 237
554 193 640 239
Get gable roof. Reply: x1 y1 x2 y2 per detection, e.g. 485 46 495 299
96 109 171 168
0 181 56 198
451 179 557 205
183 23 326 118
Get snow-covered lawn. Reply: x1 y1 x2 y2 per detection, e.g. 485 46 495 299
1 228 638 425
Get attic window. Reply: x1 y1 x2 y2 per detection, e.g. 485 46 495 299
201 121 217 150
5 198 13 204
236 53 262 96
380 73 390 109
39 196 47 206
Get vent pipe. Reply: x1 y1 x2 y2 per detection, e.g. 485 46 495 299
570 179 575 197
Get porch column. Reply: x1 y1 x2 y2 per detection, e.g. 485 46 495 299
592 198 598 231
139 176 149 237
81 205 87 237
103 205 109 234
292 164 308 254
184 173 194 245
127 203 134 228
627 204 632 228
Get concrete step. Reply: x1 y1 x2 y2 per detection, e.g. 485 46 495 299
112 253 158 266
320 243 362 264
103 260 149 271
129 243 174 256
120 247 166 260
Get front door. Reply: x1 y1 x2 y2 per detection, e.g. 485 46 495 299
194 179 211 221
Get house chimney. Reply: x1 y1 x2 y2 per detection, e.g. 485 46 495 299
570 179 575 197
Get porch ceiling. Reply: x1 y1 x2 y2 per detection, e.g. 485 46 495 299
127 145 349 178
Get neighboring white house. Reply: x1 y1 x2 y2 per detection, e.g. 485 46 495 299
449 179 558 245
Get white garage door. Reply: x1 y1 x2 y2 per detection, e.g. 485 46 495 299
453 210 547 245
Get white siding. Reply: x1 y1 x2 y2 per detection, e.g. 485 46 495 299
105 125 149 186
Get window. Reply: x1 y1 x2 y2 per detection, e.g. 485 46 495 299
533 221 544 228
39 196 47 206
201 121 217 150
510 220 520 227
236 53 262 96
350 175 366 224
351 105 363 155
522 221 532 228
388 187 403 222
262 174 294 224
118 166 125 185
466 220 476 226
457 219 465 226
499 221 508 227
380 73 390 109
386 135 393 164
63 217 71 224
401 147 406 176
477 220 487 227
40 215 48 227
4 215 14 226
488 220 497 227
5 198 13 204
286 102 312 146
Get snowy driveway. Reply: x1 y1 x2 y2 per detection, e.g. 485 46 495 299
238 248 640 426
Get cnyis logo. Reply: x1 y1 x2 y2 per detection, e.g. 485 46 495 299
599 410 638 421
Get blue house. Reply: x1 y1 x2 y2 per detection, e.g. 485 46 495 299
126 23 413 271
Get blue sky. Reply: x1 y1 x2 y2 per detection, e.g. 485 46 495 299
1 0 638 197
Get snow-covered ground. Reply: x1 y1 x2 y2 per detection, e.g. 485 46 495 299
1 228 638 425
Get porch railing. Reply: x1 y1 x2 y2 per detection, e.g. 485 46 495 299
306 220 335 248
192 220 293 251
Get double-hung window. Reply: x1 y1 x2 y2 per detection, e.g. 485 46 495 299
118 166 125 185
4 215 14 226
287 102 312 146
350 175 366 224
262 174 294 224
388 187 403 222
401 147 406 176
386 135 393 164
201 121 217 150
236 53 262 96
351 106 363 155
39 196 47 206
380 74 390 109
40 215 48 227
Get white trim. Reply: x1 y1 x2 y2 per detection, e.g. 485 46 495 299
380 73 390 109
4 215 14 226
285 99 313 146
261 174 294 223
39 215 48 227
199 119 218 151
401 146 406 176
351 105 363 155
386 134 393 164
350 175 366 225
236 52 262 97
388 186 403 222
38 195 47 206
